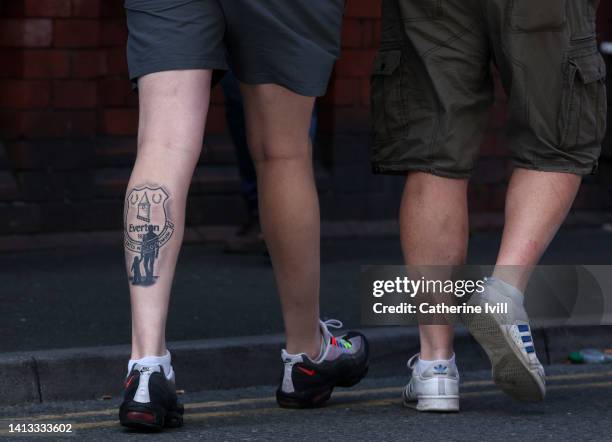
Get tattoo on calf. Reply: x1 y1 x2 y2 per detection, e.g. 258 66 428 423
124 184 175 287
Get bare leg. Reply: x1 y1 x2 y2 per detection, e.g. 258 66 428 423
494 169 581 292
400 172 469 360
239 84 321 358
125 70 212 359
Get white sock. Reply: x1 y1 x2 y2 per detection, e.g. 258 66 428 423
416 353 456 374
285 334 327 363
486 276 524 305
313 334 327 363
128 350 174 382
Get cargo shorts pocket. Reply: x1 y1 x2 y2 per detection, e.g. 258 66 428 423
558 51 607 150
371 50 404 142
510 0 566 32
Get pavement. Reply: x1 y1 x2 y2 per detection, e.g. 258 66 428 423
1 228 612 407
2 228 612 352
1 363 611 441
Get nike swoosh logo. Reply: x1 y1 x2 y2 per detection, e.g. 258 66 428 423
297 367 316 376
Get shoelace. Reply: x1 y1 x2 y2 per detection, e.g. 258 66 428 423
322 319 343 329
407 353 420 371
322 319 353 349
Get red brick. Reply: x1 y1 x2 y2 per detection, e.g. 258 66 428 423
101 0 125 18
371 20 382 48
0 80 50 108
359 20 374 49
23 110 96 138
98 78 132 106
598 4 612 41
205 105 226 134
53 80 97 108
53 19 100 47
1 2 26 17
0 110 25 139
480 132 508 156
23 49 71 78
345 0 381 18
125 88 139 106
71 0 101 17
332 78 360 106
335 49 377 77
0 49 24 77
24 0 71 17
0 19 53 47
487 101 508 130
342 19 363 48
102 108 138 135
71 49 107 77
361 77 371 107
105 47 128 74
210 86 226 105
101 18 127 46
331 107 370 131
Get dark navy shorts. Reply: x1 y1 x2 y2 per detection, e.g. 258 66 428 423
124 0 345 97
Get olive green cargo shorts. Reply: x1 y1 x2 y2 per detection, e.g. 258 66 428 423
124 0 345 97
371 0 607 177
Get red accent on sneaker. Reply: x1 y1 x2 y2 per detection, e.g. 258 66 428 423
125 375 136 389
126 411 156 423
297 366 316 376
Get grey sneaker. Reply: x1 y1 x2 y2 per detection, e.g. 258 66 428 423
402 354 460 412
463 277 546 402
276 320 369 408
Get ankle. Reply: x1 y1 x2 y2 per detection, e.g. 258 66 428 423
131 343 167 361
286 329 323 360
419 349 454 361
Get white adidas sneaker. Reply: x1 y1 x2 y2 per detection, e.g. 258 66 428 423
402 354 460 412
463 277 546 402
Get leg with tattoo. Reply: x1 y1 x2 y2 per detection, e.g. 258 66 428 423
123 70 212 360
119 70 211 430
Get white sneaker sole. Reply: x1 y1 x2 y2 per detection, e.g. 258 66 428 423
464 311 545 402
403 394 459 412
402 390 459 413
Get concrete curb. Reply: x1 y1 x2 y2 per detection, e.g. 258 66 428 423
3 215 611 253
0 325 610 406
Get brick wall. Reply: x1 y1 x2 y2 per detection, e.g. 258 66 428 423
0 0 610 239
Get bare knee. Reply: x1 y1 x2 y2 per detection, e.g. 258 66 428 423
401 172 469 264
136 138 202 162
249 138 311 166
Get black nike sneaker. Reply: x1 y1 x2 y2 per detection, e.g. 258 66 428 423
276 319 369 408
119 364 184 431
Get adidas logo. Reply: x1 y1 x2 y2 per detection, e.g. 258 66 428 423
433 364 448 375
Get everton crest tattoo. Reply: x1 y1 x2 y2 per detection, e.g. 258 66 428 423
124 185 175 286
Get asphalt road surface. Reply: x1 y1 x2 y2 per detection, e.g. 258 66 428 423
2 230 612 353
1 364 610 441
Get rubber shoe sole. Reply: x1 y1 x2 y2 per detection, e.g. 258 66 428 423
276 365 369 409
402 393 459 412
463 311 545 402
119 402 184 431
